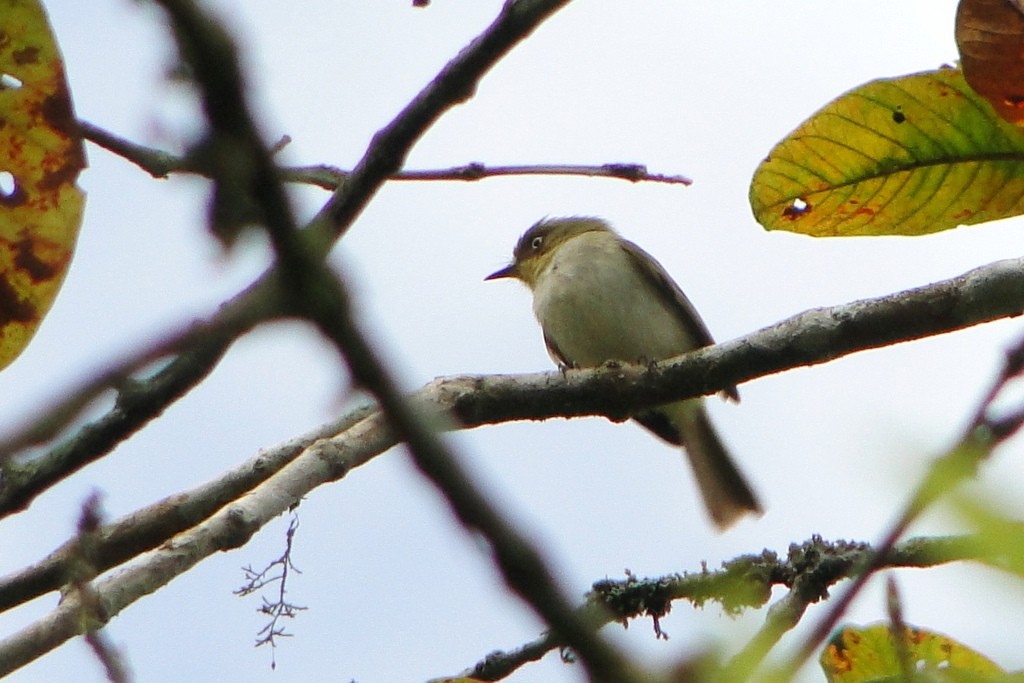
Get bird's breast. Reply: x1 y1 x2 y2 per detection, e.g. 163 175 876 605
531 234 695 367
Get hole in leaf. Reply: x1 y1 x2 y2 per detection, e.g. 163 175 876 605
782 197 811 219
0 73 23 90
0 171 16 199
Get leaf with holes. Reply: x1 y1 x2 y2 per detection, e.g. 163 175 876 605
0 0 85 369
749 68 1024 237
820 623 1005 682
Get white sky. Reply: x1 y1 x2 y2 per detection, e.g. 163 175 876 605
5 1 1024 682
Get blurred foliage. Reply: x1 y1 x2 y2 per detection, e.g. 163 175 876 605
820 622 1006 682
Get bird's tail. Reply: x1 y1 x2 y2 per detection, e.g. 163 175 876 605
670 402 762 530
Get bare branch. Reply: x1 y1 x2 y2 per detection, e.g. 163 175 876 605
446 256 1024 428
0 296 271 518
2 255 1022 617
0 405 372 614
77 120 200 178
80 122 692 189
388 162 690 185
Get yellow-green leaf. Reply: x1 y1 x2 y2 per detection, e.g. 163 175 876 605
0 0 85 369
749 68 1024 237
821 623 1005 683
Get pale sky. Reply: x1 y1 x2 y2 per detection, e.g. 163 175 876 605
4 2 1023 682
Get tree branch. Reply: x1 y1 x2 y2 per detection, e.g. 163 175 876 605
2 255 1022 615
140 2 646 683
456 533 995 681
80 121 692 188
0 287 274 518
447 256 1024 427
2 0 1022 675
308 0 578 245
0 0 587 522
0 406 370 614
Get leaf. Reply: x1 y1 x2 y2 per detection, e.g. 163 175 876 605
0 0 85 370
951 491 1024 579
956 0 1024 125
820 622 1005 683
749 68 1024 237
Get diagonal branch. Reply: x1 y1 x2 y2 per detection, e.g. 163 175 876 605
125 2 646 683
308 0 577 245
0 283 277 518
448 255 1024 426
2 255 1023 614
0 0 583 522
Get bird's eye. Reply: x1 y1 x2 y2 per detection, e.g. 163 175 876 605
531 236 543 250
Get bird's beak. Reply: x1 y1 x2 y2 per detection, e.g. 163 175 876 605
485 263 517 281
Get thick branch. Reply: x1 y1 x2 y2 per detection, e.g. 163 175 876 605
451 256 1024 425
2 256 1021 614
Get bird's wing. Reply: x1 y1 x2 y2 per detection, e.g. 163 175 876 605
543 330 574 369
620 239 739 402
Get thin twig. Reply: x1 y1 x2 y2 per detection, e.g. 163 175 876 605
236 516 306 669
81 122 692 188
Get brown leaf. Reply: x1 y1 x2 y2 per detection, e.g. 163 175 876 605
956 0 1024 124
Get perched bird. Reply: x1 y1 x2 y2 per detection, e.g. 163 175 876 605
486 217 761 529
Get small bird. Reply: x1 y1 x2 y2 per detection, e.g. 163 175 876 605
486 217 761 529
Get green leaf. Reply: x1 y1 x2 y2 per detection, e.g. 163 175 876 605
820 622 1005 683
951 491 1024 579
749 68 1024 237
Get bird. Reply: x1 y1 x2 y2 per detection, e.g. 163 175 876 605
485 216 761 529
